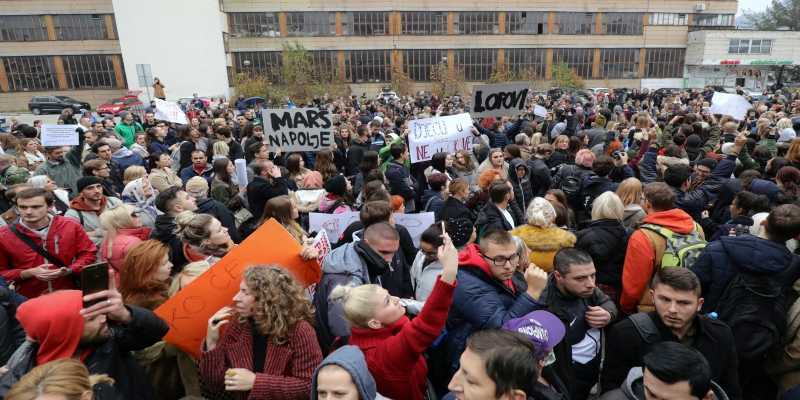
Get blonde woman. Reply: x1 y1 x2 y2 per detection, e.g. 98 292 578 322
122 165 146 187
6 359 113 400
17 138 44 171
201 266 322 399
99 204 151 275
174 211 234 263
511 197 576 273
476 148 509 181
616 177 646 229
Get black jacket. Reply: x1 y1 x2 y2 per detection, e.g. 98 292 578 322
602 312 741 399
346 138 371 177
385 160 416 201
196 198 241 243
440 196 475 223
579 175 619 217
527 157 552 197
575 219 629 288
476 202 514 237
509 159 534 212
547 149 573 170
246 176 289 222
0 305 169 400
150 214 188 273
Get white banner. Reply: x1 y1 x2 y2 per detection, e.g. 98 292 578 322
471 82 530 118
233 158 248 187
263 108 334 152
308 211 436 247
709 92 752 121
154 98 188 125
408 113 473 164
41 125 79 147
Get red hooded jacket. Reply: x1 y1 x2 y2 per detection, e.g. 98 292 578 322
458 243 515 292
15 290 88 365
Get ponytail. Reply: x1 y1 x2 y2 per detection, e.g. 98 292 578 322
329 284 382 329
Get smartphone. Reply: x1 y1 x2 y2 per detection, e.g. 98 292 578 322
81 262 109 307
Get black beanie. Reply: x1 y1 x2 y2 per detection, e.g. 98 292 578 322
77 176 104 193
324 174 348 197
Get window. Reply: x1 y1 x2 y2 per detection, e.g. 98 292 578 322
556 12 595 35
601 13 643 35
601 49 640 79
456 12 499 34
310 51 339 80
229 12 279 37
53 14 109 40
286 12 335 37
455 49 497 81
3 56 57 91
729 39 772 54
342 12 389 36
401 12 447 35
645 48 685 78
506 12 548 34
552 48 594 78
345 50 390 83
505 48 546 78
403 49 444 81
233 51 282 82
0 15 47 41
649 13 687 25
62 55 116 89
692 14 734 26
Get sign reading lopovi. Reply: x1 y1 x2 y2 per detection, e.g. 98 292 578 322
470 82 530 118
262 108 334 152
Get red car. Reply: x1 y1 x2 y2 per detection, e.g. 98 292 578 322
97 96 143 116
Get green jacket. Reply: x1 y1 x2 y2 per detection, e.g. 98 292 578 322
115 121 143 148
758 138 778 157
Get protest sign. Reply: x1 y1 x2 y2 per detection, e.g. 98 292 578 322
311 229 332 265
709 92 752 121
533 105 548 118
309 211 360 244
393 212 435 247
154 98 188 125
263 108 334 152
233 158 248 187
471 82 530 118
41 125 79 147
154 219 321 357
408 113 473 163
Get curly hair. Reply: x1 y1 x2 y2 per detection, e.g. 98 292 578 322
241 265 314 345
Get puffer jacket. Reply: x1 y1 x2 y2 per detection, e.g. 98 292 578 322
576 219 629 289
511 225 576 273
508 159 534 212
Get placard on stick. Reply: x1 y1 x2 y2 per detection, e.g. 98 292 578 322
154 219 321 357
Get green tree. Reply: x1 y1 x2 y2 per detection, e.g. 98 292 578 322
741 0 800 30
552 62 584 90
430 63 466 97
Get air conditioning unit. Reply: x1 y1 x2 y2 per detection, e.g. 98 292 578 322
695 3 707 11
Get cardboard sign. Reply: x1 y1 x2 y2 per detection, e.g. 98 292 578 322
309 211 361 244
311 229 332 265
408 113 473 163
471 82 530 118
709 92 752 121
154 98 188 125
392 212 435 247
263 108 334 152
533 105 548 118
154 219 321 357
41 125 79 147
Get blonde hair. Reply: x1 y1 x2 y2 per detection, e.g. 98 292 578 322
241 265 315 344
777 117 793 131
591 191 624 221
616 177 643 206
123 165 146 186
169 260 211 296
212 140 230 158
329 284 382 329
100 204 137 260
6 359 113 400
174 211 215 246
525 197 556 228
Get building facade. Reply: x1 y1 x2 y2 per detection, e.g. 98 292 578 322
0 0 128 112
685 30 800 92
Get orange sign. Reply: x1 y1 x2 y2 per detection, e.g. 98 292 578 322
154 219 321 357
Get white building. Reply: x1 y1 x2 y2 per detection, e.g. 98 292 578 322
685 30 800 91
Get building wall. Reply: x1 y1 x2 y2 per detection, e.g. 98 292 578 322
0 89 128 112
112 0 230 101
686 30 800 66
0 0 113 14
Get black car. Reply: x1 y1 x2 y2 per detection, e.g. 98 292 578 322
28 95 91 115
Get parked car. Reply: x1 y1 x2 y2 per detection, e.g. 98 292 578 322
97 96 143 116
241 96 266 109
177 97 212 109
28 96 90 115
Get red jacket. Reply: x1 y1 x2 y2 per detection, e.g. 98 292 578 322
0 216 97 298
620 208 697 314
199 319 322 400
349 278 455 400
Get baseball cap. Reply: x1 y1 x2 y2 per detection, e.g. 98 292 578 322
502 310 566 355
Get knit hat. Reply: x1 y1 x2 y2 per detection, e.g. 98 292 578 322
324 174 348 197
446 218 474 248
76 176 104 193
185 176 209 198
686 134 702 149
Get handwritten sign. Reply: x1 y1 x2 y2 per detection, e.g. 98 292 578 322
471 82 530 118
154 98 188 125
392 212 435 247
263 108 333 152
408 113 473 163
709 92 752 121
311 229 331 265
154 219 321 357
308 211 435 247
41 125 79 147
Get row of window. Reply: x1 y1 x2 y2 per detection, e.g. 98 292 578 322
233 48 686 83
0 14 114 42
729 39 773 55
228 11 734 38
1 55 121 92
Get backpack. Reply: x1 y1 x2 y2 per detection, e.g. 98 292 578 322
715 267 795 361
556 164 584 209
640 222 706 268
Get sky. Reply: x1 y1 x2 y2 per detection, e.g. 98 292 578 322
738 0 769 15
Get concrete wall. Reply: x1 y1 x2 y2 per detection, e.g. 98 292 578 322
0 0 113 14
112 0 230 101
0 89 128 112
0 40 120 57
687 30 800 66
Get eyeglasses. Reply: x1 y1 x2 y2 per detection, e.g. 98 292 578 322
480 252 520 267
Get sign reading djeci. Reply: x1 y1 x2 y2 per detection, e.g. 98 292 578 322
408 113 473 163
41 125 79 147
471 82 530 118
154 98 188 125
263 108 333 152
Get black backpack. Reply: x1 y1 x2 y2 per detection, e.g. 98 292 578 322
715 268 795 361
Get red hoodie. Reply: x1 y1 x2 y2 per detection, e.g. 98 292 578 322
620 208 698 314
458 243 515 292
15 290 89 365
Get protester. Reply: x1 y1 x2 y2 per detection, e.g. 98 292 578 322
179 150 214 185
247 160 289 221
148 152 182 193
616 177 646 229
120 175 159 228
65 176 123 246
576 192 629 303
185 176 241 243
26 175 69 215
99 204 150 275
174 211 234 263
5 359 114 400
511 197 576 272
311 345 383 400
319 174 354 214
151 187 198 272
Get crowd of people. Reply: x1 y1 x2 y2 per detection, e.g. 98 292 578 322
0 85 799 400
